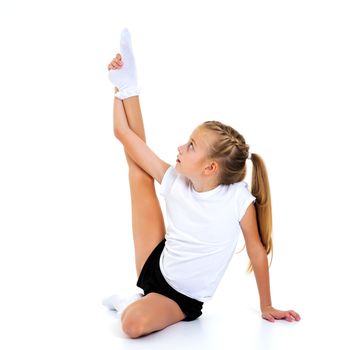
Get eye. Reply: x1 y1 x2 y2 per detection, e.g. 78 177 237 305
187 142 194 150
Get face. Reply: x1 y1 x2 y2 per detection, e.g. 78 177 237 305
176 127 218 179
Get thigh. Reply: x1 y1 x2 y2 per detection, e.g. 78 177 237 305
128 166 166 277
121 292 186 338
120 96 166 276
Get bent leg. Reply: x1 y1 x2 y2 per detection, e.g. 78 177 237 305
118 96 166 276
121 293 186 338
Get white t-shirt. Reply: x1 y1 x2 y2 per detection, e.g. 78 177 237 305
159 166 256 302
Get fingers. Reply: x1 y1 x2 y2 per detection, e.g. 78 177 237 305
280 310 300 322
262 309 276 322
285 313 294 322
276 311 293 322
288 310 301 321
263 313 275 322
262 309 301 323
107 54 124 70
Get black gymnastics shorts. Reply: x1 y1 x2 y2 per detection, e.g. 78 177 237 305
136 239 203 321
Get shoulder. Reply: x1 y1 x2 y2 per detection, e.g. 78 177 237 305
227 181 252 199
229 181 256 221
159 165 186 197
234 181 250 191
235 181 254 196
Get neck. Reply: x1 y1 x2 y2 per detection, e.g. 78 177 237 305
190 177 220 192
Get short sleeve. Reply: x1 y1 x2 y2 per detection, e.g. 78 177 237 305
159 166 178 197
237 182 256 222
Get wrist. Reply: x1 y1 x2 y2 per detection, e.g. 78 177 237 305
260 304 273 311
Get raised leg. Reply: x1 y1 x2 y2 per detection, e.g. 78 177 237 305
121 292 186 338
118 96 166 277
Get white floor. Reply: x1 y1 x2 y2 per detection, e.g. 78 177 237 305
98 281 348 350
2 249 347 350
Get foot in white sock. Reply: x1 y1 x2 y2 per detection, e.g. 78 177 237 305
102 292 143 313
108 28 140 99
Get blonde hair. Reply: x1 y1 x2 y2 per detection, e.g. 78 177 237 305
201 121 273 272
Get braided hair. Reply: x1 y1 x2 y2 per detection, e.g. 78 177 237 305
201 121 250 185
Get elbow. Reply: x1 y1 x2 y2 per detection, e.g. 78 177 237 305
247 245 267 263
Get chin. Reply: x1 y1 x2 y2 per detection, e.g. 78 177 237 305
175 163 182 173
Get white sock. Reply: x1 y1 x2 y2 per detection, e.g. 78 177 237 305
108 28 140 99
102 292 143 313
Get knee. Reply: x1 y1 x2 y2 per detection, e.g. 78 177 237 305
121 312 148 339
114 125 125 142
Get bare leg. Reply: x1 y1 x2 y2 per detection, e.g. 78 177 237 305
121 293 186 338
118 96 166 277
112 96 182 335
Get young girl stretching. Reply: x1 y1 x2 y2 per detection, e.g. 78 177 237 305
104 28 300 338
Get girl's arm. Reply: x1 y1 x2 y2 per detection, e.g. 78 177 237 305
113 96 170 184
240 204 301 322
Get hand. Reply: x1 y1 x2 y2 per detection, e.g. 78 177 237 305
108 54 123 94
108 53 124 71
261 306 301 323
107 28 140 100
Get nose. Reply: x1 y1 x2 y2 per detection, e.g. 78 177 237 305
177 145 183 154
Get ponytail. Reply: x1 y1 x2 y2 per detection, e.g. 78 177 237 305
247 153 273 273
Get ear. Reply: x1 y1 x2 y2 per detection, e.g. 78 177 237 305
204 161 219 175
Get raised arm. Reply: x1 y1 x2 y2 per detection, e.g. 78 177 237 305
113 96 170 184
240 203 301 322
107 28 170 184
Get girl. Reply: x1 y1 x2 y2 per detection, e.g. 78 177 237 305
104 28 300 339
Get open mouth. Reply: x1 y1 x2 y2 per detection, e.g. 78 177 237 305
176 158 181 164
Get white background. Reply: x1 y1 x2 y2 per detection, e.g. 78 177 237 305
1 0 349 349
